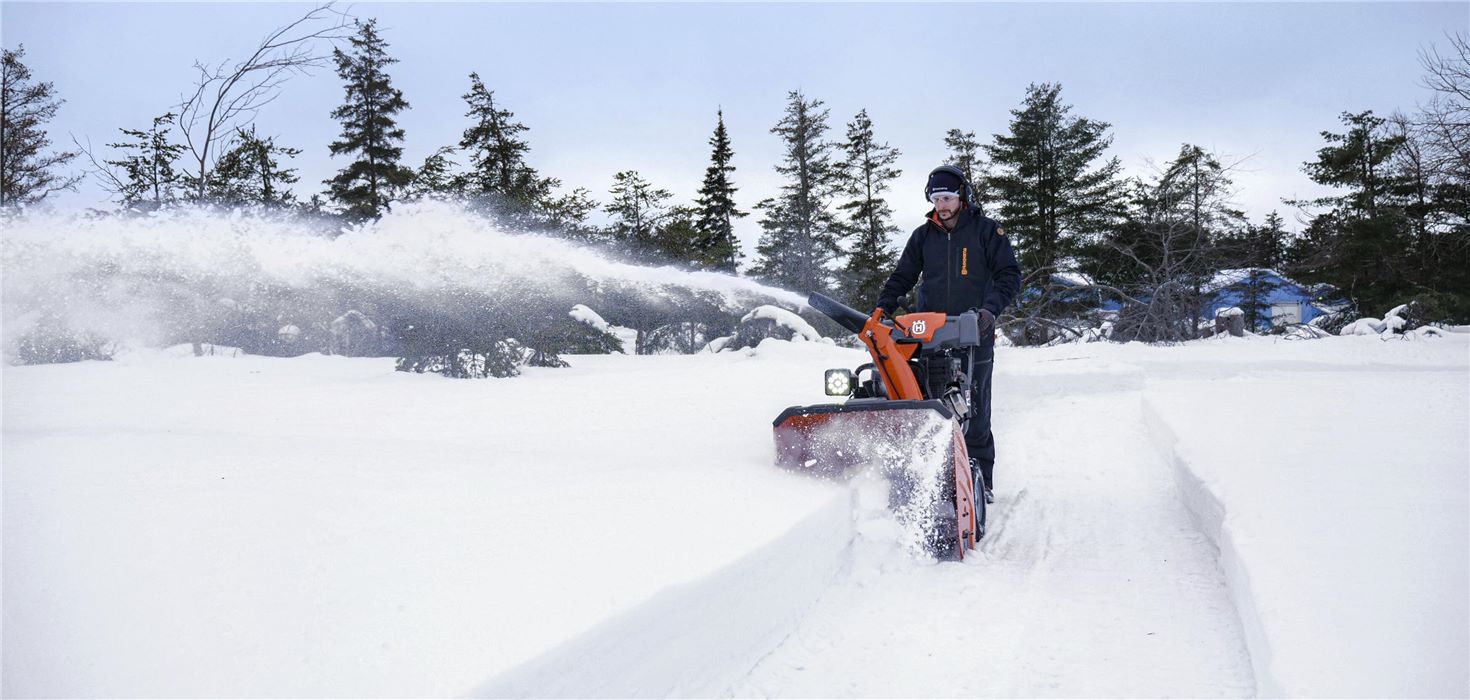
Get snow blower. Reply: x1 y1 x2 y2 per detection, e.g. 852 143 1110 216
772 292 987 561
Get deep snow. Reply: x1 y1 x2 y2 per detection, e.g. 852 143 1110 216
4 333 1466 697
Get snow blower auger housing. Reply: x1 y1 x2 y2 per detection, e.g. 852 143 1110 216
772 292 986 560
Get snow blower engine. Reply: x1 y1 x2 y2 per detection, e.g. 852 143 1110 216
772 292 987 560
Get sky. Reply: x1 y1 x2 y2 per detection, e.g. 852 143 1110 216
3 1 1466 256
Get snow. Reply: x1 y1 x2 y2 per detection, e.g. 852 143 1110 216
3 208 1467 697
1216 305 1244 317
5 334 1465 697
0 203 807 356
1205 267 1299 293
1341 317 1386 335
741 304 824 342
568 303 610 332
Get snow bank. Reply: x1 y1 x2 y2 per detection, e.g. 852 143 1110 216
1138 351 1468 696
480 496 852 697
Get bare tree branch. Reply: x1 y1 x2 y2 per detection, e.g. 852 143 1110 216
175 2 352 200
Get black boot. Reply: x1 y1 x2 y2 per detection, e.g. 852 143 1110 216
970 458 994 504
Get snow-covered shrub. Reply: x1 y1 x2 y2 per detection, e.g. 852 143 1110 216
1339 317 1386 336
1401 326 1448 340
1281 324 1332 340
393 310 521 378
710 305 823 352
561 306 626 355
328 310 379 357
12 314 115 364
1309 307 1357 335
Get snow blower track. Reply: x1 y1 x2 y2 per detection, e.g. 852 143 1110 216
735 389 1256 697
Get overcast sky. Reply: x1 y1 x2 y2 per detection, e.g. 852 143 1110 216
4 1 1466 254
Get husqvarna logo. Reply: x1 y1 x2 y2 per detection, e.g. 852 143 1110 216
911 320 926 335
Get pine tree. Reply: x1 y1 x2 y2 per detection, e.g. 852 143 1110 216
204 125 300 206
406 146 459 200
943 128 990 215
750 90 840 294
834 109 901 310
987 83 1125 277
693 109 746 272
1235 211 1288 331
1 45 79 208
542 186 600 240
325 18 415 222
1288 111 1414 315
457 72 556 218
605 170 672 261
104 112 187 210
656 205 703 267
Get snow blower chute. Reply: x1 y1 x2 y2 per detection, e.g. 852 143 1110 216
772 292 987 560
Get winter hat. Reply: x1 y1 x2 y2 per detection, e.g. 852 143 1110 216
925 168 964 201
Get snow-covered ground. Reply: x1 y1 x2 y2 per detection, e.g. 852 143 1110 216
4 332 1466 697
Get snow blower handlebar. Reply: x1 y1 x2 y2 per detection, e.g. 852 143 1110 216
807 292 925 401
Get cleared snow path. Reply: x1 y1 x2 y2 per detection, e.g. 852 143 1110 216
738 380 1256 697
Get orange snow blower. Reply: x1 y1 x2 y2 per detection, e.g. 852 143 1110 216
773 292 986 560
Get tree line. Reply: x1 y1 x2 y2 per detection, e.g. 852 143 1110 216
4 7 1467 353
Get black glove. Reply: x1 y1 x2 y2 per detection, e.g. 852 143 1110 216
978 308 995 331
875 298 897 316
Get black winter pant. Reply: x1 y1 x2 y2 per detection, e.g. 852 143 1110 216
965 341 996 489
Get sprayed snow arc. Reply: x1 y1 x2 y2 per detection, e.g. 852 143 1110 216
3 208 1467 697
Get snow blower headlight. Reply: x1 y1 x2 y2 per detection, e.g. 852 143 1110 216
824 369 855 396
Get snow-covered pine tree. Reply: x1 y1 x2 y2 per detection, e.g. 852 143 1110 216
325 18 415 223
205 125 301 207
834 109 901 310
605 170 672 262
692 109 746 272
750 90 840 295
0 45 79 208
457 72 556 221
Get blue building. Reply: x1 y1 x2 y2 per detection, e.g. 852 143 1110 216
1202 269 1344 329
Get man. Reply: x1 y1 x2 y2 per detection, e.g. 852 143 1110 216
874 165 1021 502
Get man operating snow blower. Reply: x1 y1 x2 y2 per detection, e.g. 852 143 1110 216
874 165 1021 503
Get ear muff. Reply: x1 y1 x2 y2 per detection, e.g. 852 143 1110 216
929 164 975 206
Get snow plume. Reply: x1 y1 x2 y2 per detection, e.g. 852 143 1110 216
791 409 957 561
0 201 808 362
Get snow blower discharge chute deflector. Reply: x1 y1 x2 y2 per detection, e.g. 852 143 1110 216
772 292 987 560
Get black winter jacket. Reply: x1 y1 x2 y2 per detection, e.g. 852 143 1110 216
875 206 1022 317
